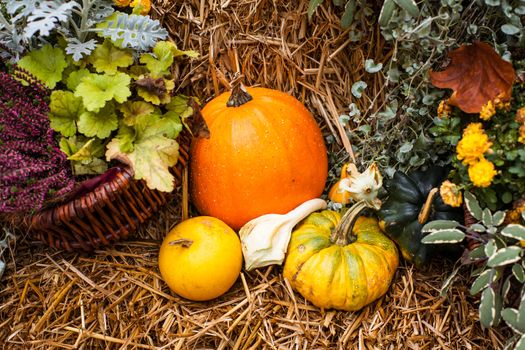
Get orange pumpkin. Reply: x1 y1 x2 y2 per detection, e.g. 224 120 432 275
190 86 328 230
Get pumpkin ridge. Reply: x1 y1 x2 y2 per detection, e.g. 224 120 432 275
345 245 369 309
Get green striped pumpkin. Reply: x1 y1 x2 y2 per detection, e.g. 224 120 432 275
283 208 398 311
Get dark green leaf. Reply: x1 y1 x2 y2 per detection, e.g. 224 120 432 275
340 0 356 28
469 245 487 260
308 0 324 19
483 208 493 227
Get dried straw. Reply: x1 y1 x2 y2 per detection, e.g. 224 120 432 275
0 0 511 349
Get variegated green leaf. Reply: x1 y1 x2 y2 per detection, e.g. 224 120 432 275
502 308 525 334
422 220 460 232
483 208 493 227
485 239 497 258
492 211 506 226
393 0 420 17
515 334 525 350
470 269 498 295
514 264 525 283
465 191 482 220
379 0 396 27
501 225 525 241
469 245 487 260
487 247 522 268
471 223 487 232
480 287 496 328
421 229 465 244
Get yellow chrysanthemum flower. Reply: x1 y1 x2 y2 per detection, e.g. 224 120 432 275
456 129 492 166
131 0 151 14
437 100 451 118
494 93 511 111
468 158 497 188
516 107 525 124
480 100 496 121
439 180 463 207
519 124 525 144
463 122 484 136
114 0 131 6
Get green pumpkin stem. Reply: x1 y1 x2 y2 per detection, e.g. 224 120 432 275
331 201 369 246
226 83 253 107
418 188 438 225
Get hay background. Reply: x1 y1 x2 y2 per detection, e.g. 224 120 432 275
0 0 510 348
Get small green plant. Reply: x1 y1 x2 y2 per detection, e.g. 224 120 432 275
422 192 525 350
18 38 197 192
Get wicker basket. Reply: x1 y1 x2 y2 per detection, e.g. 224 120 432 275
29 129 192 252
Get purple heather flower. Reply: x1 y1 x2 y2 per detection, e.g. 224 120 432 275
0 67 75 213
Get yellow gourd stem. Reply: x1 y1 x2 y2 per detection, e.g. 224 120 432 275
417 188 438 225
227 83 253 107
330 201 369 246
169 238 194 248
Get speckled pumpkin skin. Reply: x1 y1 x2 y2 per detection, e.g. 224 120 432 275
283 211 399 311
190 87 328 230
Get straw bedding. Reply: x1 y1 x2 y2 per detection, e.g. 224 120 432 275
0 0 511 348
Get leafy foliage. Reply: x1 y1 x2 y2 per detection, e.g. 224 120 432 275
0 0 168 62
18 37 196 192
319 1 525 176
423 193 525 349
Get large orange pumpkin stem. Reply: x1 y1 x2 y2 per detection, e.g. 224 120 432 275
227 83 253 107
331 201 369 246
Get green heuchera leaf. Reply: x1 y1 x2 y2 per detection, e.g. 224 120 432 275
119 101 155 126
49 90 84 137
68 138 106 161
78 103 119 139
140 41 176 78
106 114 182 192
66 68 91 91
89 40 133 75
75 72 131 112
59 136 108 175
17 45 67 89
166 95 193 117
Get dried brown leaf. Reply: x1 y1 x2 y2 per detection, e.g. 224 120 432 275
430 41 515 113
